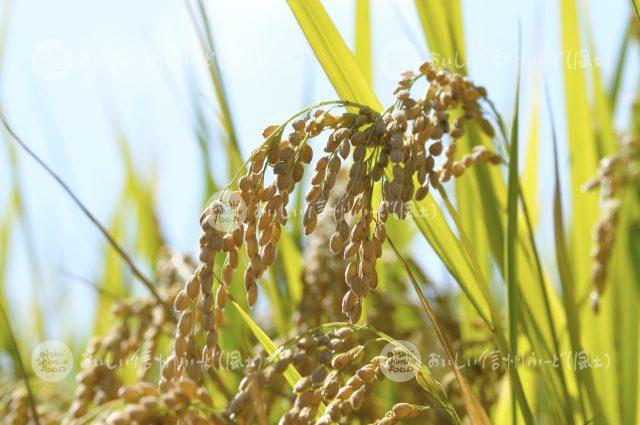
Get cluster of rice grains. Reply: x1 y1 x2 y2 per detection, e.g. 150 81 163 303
294 173 349 329
1 64 500 424
583 135 640 312
222 325 429 425
148 62 497 422
190 62 498 334
312 62 498 323
0 385 64 425
67 253 190 423
103 379 222 425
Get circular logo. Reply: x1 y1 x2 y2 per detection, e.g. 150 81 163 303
206 190 248 232
32 39 73 81
31 340 73 382
380 340 421 382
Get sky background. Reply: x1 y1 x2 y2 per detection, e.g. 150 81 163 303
0 0 636 345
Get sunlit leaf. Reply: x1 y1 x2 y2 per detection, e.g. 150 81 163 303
286 0 381 109
354 0 372 84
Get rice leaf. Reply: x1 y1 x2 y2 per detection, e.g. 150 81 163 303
231 300 302 388
608 20 632 109
189 81 219 198
412 6 544 398
279 228 303 305
522 87 540 225
95 210 128 334
92 130 164 332
262 269 287 335
493 337 540 424
438 187 535 425
413 0 459 65
505 52 521 422
0 0 10 71
441 0 466 62
286 0 381 109
0 206 14 354
548 90 604 423
354 0 372 84
560 0 599 294
0 4 12 342
490 97 574 422
116 135 164 265
519 145 574 420
585 23 618 158
387 236 487 425
559 5 617 420
610 190 640 425
412 199 492 325
632 0 640 23
190 0 244 175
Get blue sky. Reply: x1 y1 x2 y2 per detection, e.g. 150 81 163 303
0 0 635 342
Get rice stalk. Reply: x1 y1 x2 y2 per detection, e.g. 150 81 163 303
0 114 173 321
187 0 243 175
386 235 488 424
547 88 603 422
354 0 372 84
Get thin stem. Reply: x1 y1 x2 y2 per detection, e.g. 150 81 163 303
387 235 485 425
410 214 494 328
0 114 176 323
485 93 573 419
436 187 495 308
437 185 535 424
518 185 573 418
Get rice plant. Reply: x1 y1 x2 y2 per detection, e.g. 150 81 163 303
0 0 639 424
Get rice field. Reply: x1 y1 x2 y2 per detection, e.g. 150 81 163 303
0 0 639 424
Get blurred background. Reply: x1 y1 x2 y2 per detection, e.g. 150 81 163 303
0 0 635 350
